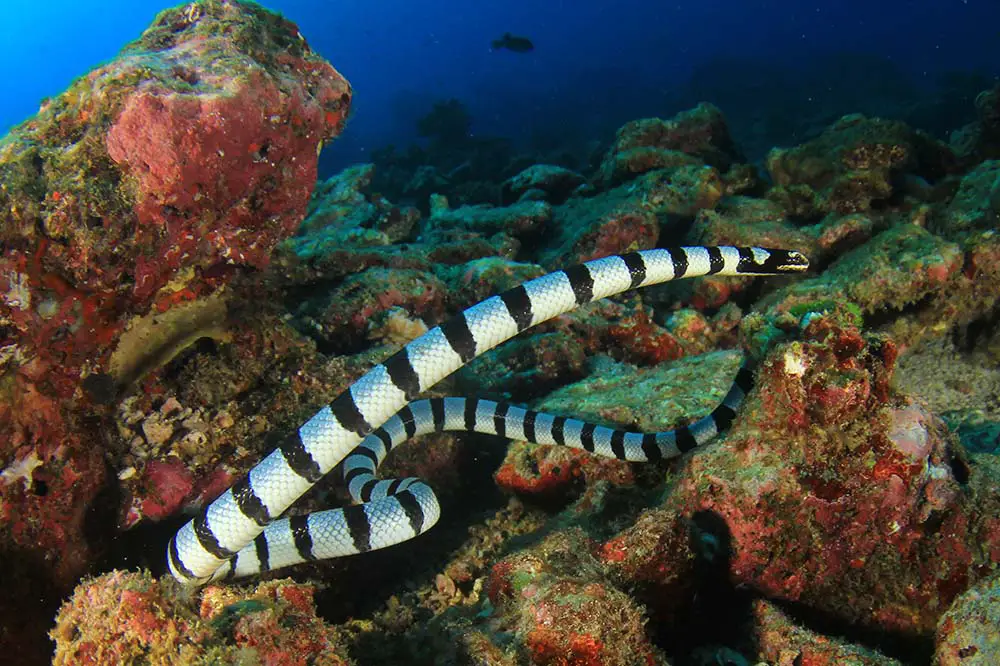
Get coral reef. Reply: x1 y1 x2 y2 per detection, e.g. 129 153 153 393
601 314 999 636
485 529 665 666
0 0 349 660
372 100 592 212
753 600 905 665
671 53 990 164
0 3 998 663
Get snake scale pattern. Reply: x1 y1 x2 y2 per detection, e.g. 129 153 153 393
168 246 809 584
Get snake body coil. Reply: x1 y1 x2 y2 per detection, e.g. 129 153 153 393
168 246 808 584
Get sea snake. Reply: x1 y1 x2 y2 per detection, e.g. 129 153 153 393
216 371 752 580
168 246 808 584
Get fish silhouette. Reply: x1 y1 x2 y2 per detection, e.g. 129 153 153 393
491 32 534 53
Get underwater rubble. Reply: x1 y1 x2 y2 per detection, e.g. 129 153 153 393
0 1 999 665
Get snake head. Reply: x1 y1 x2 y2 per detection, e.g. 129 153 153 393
739 248 810 274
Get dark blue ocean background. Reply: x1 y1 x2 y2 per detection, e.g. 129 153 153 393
2 0 998 174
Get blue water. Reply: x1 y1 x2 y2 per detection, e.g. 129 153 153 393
2 0 998 171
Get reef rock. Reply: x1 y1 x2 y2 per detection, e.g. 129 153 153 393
766 114 956 218
501 164 589 205
599 102 742 185
287 163 420 260
50 570 352 665
601 314 1000 636
935 573 1000 665
0 1 350 658
486 529 666 665
950 85 1000 165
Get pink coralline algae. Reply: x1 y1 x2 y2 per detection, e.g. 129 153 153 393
104 67 345 302
124 458 233 527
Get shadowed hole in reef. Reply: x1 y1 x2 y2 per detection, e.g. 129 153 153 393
952 302 1000 353
160 336 222 383
82 411 142 574
948 444 971 485
862 291 937 331
0 545 66 663
95 515 186 578
652 510 758 666
771 598 934 665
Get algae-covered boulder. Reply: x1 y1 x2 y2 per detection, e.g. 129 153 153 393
599 103 742 185
766 114 956 217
